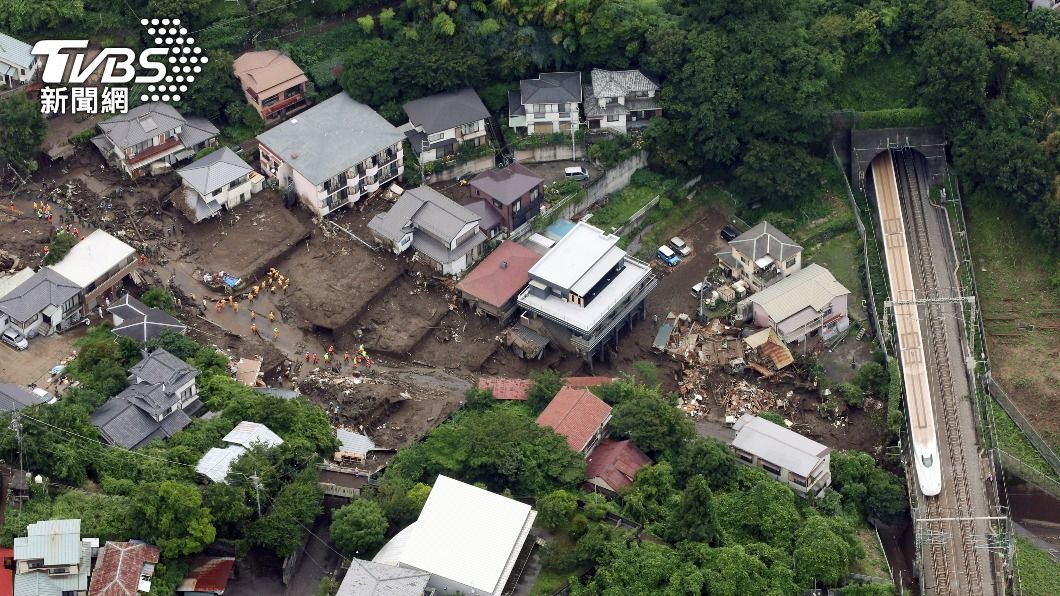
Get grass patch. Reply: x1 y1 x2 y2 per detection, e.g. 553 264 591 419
966 192 1060 449
852 527 890 579
1015 536 1060 595
834 49 918 112
588 170 669 234
990 400 1060 482
632 183 733 260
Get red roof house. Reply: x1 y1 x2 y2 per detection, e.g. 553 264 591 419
0 547 12 596
583 439 652 495
90 542 161 596
478 377 533 400
177 557 235 594
536 387 612 454
457 240 541 321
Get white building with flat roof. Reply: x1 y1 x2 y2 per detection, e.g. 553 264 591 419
47 229 137 309
516 221 656 361
731 414 832 497
373 475 537 596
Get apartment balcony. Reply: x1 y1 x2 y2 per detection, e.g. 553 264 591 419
749 267 783 288
557 112 572 121
261 92 305 118
127 137 182 166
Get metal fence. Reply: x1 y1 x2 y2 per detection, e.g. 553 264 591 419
997 450 1060 500
988 377 1060 478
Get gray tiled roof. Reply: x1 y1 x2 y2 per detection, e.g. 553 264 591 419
180 116 220 148
412 228 486 268
177 147 253 196
369 186 480 246
519 72 582 105
129 348 199 390
0 31 34 69
257 93 403 185
0 384 48 412
589 68 659 98
0 268 80 322
113 314 187 344
336 429 376 457
107 293 149 323
469 162 543 206
91 384 192 449
465 200 502 231
98 103 186 150
336 558 429 596
729 221 802 262
507 90 525 117
403 87 490 135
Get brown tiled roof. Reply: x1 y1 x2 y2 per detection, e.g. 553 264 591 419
536 387 612 452
563 376 614 389
89 542 160 596
584 439 652 492
457 241 541 309
233 50 307 93
478 377 532 401
179 557 235 593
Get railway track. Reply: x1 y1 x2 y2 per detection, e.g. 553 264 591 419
894 151 987 594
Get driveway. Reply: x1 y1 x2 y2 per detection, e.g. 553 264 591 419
0 325 86 388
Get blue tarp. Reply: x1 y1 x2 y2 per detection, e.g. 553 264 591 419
223 275 240 288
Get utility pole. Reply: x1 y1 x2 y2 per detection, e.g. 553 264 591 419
251 474 262 518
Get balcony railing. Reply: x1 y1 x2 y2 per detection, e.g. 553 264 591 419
127 136 182 166
262 92 304 118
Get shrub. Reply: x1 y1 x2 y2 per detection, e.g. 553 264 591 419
43 233 77 265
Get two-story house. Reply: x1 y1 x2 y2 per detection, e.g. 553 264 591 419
233 50 309 123
715 221 803 291
257 93 404 217
13 519 95 596
48 230 137 310
177 147 261 223
0 268 82 339
731 414 832 497
583 68 662 133
508 72 582 135
89 541 161 596
196 421 284 483
0 31 39 88
467 162 544 232
368 186 486 277
517 221 657 362
91 348 202 449
536 386 612 455
737 263 851 345
92 103 219 177
402 87 491 165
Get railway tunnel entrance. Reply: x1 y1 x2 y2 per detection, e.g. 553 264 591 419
851 127 947 193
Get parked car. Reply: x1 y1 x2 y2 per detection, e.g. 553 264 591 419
691 281 713 297
720 225 739 241
1 328 28 350
669 236 692 257
564 166 589 181
657 245 680 267
31 387 57 405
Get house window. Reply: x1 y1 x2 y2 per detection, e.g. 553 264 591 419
460 121 480 135
760 461 781 475
513 200 521 212
530 187 541 201
284 87 301 99
262 95 279 107
212 188 222 196
427 132 445 143
823 304 834 317
493 199 502 210
785 257 797 268
607 114 620 122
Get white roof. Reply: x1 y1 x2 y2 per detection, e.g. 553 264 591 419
519 257 652 334
0 31 35 69
336 429 376 456
731 414 830 477
373 475 536 595
223 421 283 449
47 230 135 289
0 268 35 300
746 264 850 323
529 221 620 293
195 445 245 483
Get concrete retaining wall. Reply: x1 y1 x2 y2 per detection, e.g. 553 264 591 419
426 156 495 183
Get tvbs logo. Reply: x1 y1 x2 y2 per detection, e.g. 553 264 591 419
31 18 206 114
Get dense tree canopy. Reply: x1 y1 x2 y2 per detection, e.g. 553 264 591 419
132 481 216 558
331 499 388 557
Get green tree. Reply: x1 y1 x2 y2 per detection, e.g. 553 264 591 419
463 387 495 411
140 288 176 314
252 480 323 556
917 2 993 130
683 542 798 596
357 15 374 34
621 462 678 527
757 411 786 426
406 482 431 512
537 489 578 529
672 438 737 491
383 408 585 495
147 0 210 20
854 362 889 397
177 51 241 121
0 0 84 35
609 389 694 460
43 233 77 265
0 93 47 175
829 451 908 522
733 142 823 204
581 541 703 594
793 516 859 587
200 483 254 539
527 369 564 413
331 499 388 556
666 475 722 546
339 39 402 106
132 480 216 558
716 480 800 549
